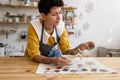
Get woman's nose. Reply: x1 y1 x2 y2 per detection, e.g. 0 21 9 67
57 14 62 20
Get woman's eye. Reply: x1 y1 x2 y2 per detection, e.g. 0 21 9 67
52 14 57 16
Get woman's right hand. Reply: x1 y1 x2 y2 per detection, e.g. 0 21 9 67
53 56 71 66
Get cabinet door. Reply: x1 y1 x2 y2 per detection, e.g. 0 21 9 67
97 47 106 57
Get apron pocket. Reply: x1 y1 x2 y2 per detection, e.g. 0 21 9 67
48 49 62 57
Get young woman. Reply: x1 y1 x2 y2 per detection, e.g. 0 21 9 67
25 0 95 66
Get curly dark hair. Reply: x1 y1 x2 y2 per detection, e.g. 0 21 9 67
38 0 64 15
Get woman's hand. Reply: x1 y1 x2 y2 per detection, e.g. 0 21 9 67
33 55 71 66
79 41 95 51
53 56 71 66
87 41 95 49
63 41 95 55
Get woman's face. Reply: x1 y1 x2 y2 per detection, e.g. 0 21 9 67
43 7 62 26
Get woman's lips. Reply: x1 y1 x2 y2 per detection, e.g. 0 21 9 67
56 21 60 24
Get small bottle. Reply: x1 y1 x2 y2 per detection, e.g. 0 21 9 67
24 0 30 6
23 14 27 22
21 45 24 52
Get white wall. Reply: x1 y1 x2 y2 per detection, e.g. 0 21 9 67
0 0 120 56
64 0 120 56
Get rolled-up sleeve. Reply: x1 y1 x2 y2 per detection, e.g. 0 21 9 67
59 28 70 54
25 23 40 59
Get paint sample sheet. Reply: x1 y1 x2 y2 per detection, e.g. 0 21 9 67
36 57 116 74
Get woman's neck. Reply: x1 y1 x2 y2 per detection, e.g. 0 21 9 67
44 21 54 35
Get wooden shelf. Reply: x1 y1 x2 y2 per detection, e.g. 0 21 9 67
0 29 17 34
0 4 37 9
18 38 27 41
4 14 22 17
65 22 76 25
68 31 74 35
62 6 77 11
0 4 77 10
0 22 29 24
17 0 39 2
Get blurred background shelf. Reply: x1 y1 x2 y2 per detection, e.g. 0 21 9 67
17 0 39 2
0 4 37 8
0 29 17 34
0 22 29 24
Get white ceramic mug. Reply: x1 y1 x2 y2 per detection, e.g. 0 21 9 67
15 17 19 22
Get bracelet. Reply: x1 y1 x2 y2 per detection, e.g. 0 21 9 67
77 47 83 54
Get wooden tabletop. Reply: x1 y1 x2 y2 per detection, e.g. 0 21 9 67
0 57 120 80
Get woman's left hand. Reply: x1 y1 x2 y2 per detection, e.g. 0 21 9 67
78 41 95 51
63 41 95 55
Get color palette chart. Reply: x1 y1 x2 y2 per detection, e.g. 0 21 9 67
36 57 116 74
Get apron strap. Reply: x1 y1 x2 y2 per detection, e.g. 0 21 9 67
40 21 44 43
54 26 60 43
40 21 59 44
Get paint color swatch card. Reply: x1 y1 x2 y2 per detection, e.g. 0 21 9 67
35 57 116 74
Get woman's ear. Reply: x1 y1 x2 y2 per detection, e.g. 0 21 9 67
41 13 47 20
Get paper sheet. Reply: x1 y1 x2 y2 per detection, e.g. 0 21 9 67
35 57 116 74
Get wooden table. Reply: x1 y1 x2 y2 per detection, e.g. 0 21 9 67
0 57 120 80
